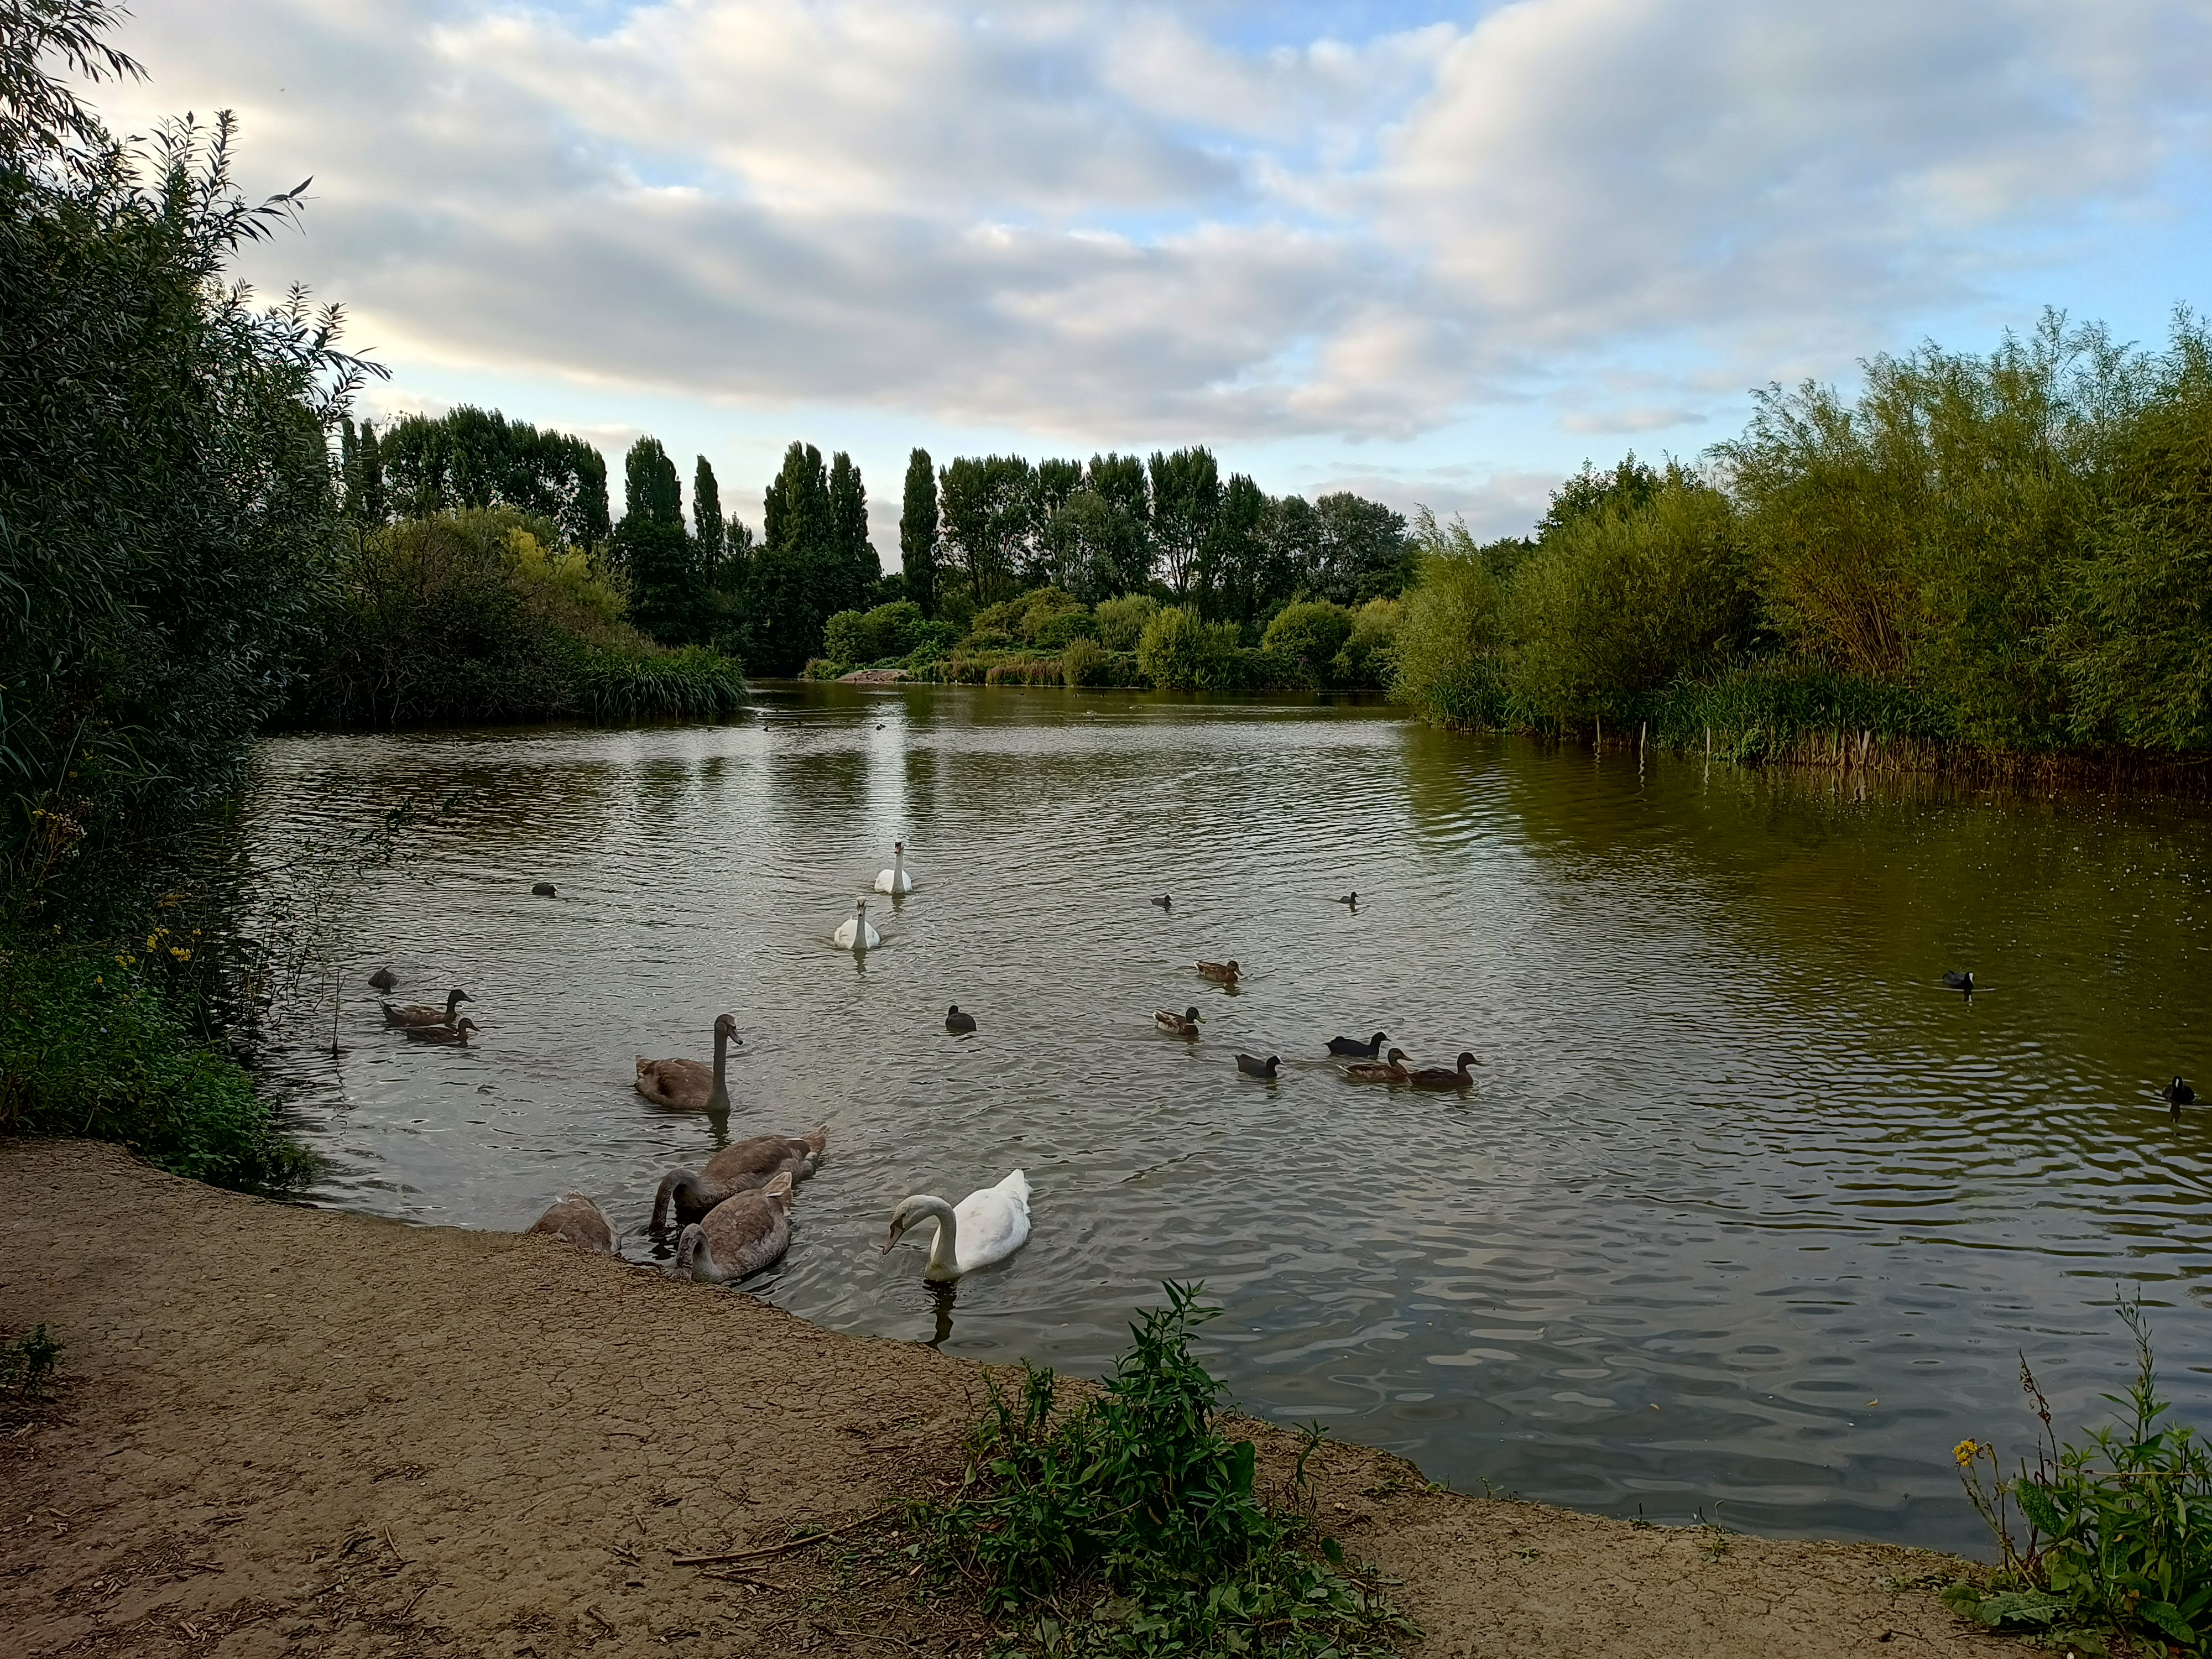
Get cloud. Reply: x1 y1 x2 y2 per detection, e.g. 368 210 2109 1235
98 0 2212 460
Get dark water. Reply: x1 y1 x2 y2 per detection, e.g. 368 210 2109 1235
243 684 2212 1555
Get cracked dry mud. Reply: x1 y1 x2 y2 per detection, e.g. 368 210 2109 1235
1 1139 2014 1657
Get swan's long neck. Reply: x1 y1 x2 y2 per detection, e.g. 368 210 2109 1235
893 847 905 883
912 1199 958 1276
685 1229 726 1283
709 1025 731 1112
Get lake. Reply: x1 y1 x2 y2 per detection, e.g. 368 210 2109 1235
244 683 2212 1556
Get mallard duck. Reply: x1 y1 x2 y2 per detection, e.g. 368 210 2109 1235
881 1171 1031 1282
1326 1030 1387 1058
946 1004 977 1033
1155 1006 1201 1037
531 881 557 897
1345 1047 1411 1084
652 1127 827 1230
407 1017 481 1045
875 842 914 895
1408 1051 1477 1090
367 967 399 992
833 899 880 951
525 1193 618 1254
1197 959 1239 984
383 987 470 1027
677 1170 796 1284
1235 1052 1280 1079
635 1013 740 1113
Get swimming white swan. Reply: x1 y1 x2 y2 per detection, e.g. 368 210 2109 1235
880 1169 1030 1282
875 841 914 894
832 898 880 951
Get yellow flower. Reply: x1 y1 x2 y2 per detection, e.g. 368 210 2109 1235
1953 1439 1980 1467
168 946 191 962
145 934 158 950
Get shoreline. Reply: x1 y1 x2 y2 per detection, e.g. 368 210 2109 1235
2 1138 2013 1657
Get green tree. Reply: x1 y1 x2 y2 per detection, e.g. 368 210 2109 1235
899 447 938 617
1312 492 1413 605
1147 447 1220 595
377 406 608 545
828 451 877 612
693 455 724 575
939 454 1036 603
1193 472 1273 628
624 436 683 527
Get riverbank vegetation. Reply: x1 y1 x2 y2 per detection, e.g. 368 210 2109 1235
1392 314 2212 769
916 1283 1412 1657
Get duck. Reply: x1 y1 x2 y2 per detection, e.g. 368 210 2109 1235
880 1170 1031 1282
676 1170 796 1284
407 1017 481 1045
1197 959 1239 985
1408 1051 1477 1091
531 881 557 897
367 966 399 993
1326 1030 1387 1058
1334 892 1357 907
651 1126 827 1231
525 1192 618 1254
946 1004 978 1034
1345 1047 1411 1084
833 899 881 951
1150 894 1172 910
383 987 470 1028
1942 971 1975 994
875 841 914 895
1155 1006 1201 1038
635 1013 742 1113
2164 1076 2197 1115
1235 1052 1280 1079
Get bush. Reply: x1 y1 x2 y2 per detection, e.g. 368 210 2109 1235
916 1284 1413 1657
1948 1296 2212 1652
1137 607 1248 691
1261 601 1356 687
823 599 927 667
1095 592 1159 651
1334 597 1403 688
1391 513 1511 726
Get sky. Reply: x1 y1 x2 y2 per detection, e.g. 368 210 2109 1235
97 0 2212 553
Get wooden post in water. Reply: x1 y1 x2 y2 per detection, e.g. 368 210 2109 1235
1639 721 1647 763
1705 726 1712 759
1595 712 1602 752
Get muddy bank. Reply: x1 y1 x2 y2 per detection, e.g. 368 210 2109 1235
0 1140 2009 1657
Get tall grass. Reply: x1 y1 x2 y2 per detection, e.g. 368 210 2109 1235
917 1283 1413 1658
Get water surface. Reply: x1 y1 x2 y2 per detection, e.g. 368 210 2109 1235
245 685 2212 1554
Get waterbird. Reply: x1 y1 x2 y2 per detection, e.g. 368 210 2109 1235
1235 1053 1280 1079
945 1004 977 1034
1197 959 1239 985
833 898 881 951
1345 1047 1411 1084
2164 1077 2197 1117
880 1171 1031 1282
531 881 557 897
1408 1051 1478 1091
367 967 399 993
875 841 914 895
1943 971 1975 994
525 1193 619 1255
676 1171 795 1284
1335 892 1357 907
635 1013 740 1113
1155 1006 1201 1037
383 987 469 1028
1151 894 1172 910
651 1128 827 1231
406 1017 481 1046
1326 1030 1387 1058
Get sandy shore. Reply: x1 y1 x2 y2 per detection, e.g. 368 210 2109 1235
1 1139 2011 1657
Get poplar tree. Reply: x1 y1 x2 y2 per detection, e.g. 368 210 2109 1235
828 451 876 613
899 447 938 617
624 436 683 526
693 455 724 575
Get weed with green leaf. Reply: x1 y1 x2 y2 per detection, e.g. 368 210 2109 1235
914 1282 1415 1657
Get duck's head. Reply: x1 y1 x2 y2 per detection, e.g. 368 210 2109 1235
1185 1006 1201 1022
1386 1048 1408 1062
714 1012 740 1042
1455 1050 1476 1067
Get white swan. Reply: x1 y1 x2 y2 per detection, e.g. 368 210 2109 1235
832 898 880 951
874 840 915 894
880 1170 1031 1282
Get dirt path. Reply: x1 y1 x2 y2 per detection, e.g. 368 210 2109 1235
1 1139 2012 1658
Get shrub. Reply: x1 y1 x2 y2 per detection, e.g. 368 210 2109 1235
1095 592 1160 651
1061 638 1109 686
1262 601 1357 687
823 599 927 667
1137 607 1248 691
1948 1295 2212 1652
1391 512 1511 726
916 1283 1413 1657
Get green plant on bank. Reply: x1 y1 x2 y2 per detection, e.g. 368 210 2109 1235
1 1325 61 1397
915 1282 1415 1658
1945 1294 2212 1652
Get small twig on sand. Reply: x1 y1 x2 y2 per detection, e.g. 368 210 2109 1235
701 1570 790 1589
670 1507 889 1566
401 1582 433 1618
585 1603 616 1634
